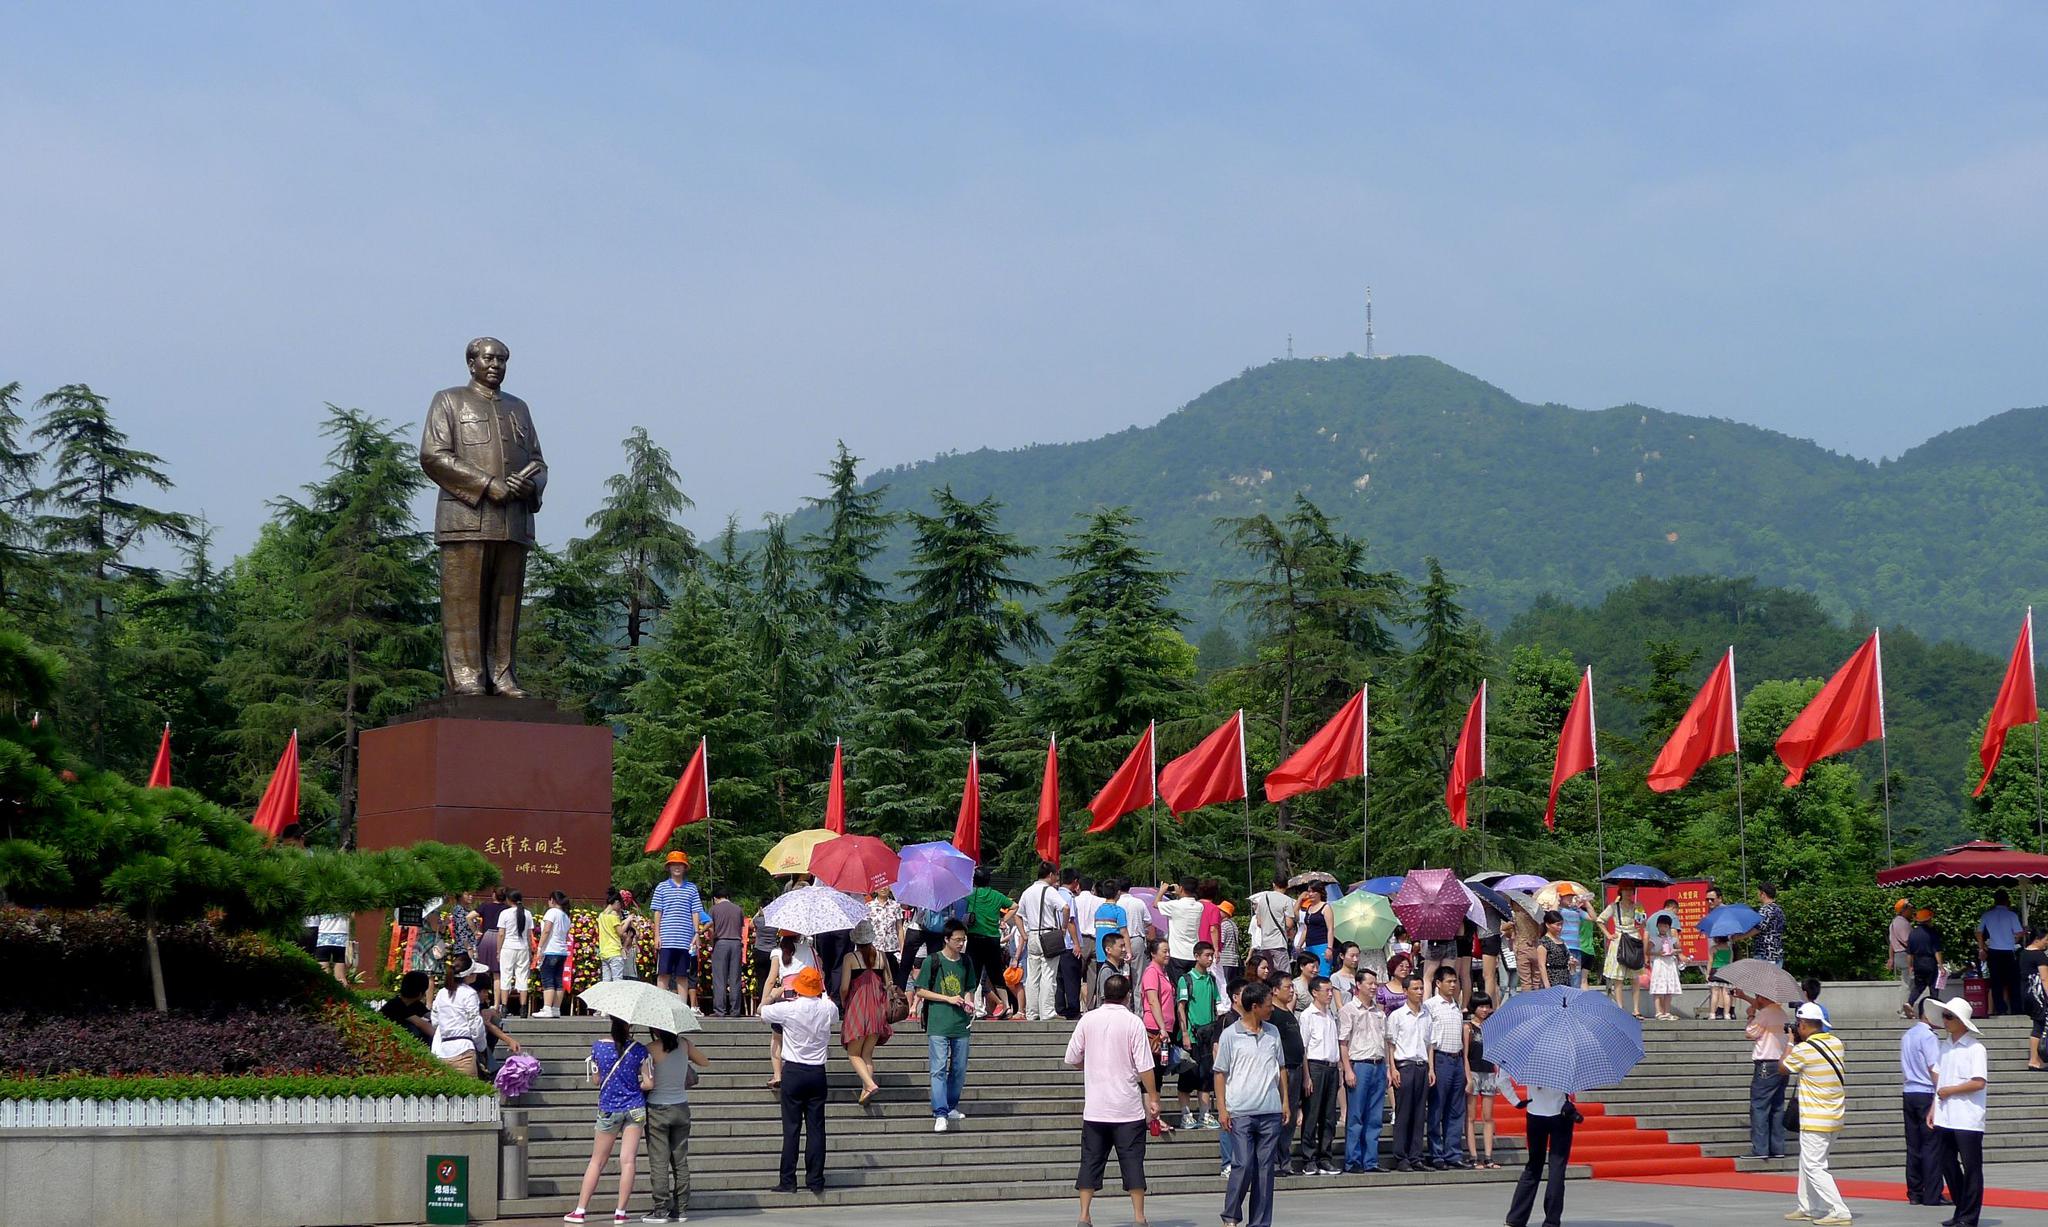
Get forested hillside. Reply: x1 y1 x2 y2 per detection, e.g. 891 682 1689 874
791 355 2048 653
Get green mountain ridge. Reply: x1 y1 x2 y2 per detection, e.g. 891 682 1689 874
787 355 2047 651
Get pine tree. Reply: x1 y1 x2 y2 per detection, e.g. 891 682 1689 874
801 441 896 631
750 518 829 826
32 385 196 764
0 382 49 620
1214 496 1406 872
901 486 1045 744
576 426 697 649
219 408 438 845
521 545 618 714
121 528 237 798
615 572 774 894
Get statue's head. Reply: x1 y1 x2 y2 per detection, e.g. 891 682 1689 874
465 337 510 389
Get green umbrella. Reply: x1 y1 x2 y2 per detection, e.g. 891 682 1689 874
1329 889 1399 949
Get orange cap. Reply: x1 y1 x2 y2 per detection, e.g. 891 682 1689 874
1218 900 1236 918
791 966 825 997
666 851 689 865
1894 898 1909 914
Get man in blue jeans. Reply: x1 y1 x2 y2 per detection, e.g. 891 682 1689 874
913 919 975 1132
1215 982 1289 1227
1426 966 1470 1168
1744 992 1791 1159
1338 969 1389 1171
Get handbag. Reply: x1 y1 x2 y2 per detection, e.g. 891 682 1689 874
1030 883 1066 959
1616 933 1646 972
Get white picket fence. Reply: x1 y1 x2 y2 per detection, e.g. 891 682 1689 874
0 1094 501 1129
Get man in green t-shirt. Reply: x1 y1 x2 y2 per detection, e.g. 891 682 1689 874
1177 940 1225 1128
963 867 1017 1018
915 919 976 1131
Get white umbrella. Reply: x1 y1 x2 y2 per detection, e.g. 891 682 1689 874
580 980 702 1033
762 883 870 936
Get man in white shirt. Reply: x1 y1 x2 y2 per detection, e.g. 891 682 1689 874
1246 874 1299 967
1504 1084 1575 1227
1927 997 1989 1227
759 966 841 1195
1976 890 2026 1017
1057 868 1085 1020
1424 966 1469 1169
1019 861 1075 1022
1158 879 1206 985
1338 969 1389 1173
1073 876 1104 1009
1384 976 1433 1171
1294 977 1344 1175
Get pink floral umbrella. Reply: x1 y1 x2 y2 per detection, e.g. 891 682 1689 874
1391 867 1469 940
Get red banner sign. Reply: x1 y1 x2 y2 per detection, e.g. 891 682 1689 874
1606 879 1714 965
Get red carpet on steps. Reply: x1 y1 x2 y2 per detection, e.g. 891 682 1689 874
1606 1172 2048 1212
1495 1102 1736 1179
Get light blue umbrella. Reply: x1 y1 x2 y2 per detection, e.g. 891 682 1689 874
894 840 975 912
1697 903 1762 940
1482 986 1644 1093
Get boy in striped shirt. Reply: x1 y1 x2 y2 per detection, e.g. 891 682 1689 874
1780 1003 1850 1224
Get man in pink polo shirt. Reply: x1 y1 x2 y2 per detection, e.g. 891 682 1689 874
1065 972 1163 1226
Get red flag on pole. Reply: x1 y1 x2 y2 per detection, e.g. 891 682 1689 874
1544 669 1597 830
1264 689 1366 803
823 738 847 833
1647 648 1741 793
1034 736 1061 865
953 745 982 863
1974 609 2038 797
1159 710 1248 816
1776 631 1886 787
1087 723 1156 834
643 738 710 853
251 731 299 838
146 723 172 789
1446 683 1486 830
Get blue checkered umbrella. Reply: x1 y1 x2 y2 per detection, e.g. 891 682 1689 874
1481 986 1644 1093
1361 875 1406 896
1603 863 1674 886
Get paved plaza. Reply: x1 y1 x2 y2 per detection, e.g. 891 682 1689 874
468 1162 2048 1227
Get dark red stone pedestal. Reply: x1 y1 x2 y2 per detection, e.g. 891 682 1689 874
358 698 614 902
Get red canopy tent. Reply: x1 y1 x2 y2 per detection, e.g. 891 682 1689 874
1875 840 2048 887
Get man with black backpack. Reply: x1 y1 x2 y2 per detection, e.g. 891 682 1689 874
1176 940 1225 1129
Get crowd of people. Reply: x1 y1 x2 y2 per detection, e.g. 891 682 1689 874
362 853 2046 1226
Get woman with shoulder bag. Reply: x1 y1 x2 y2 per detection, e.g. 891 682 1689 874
641 1025 708 1225
564 1016 649 1224
1598 886 1648 1018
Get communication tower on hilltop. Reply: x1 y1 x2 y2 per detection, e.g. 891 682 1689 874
1287 333 1294 360
1364 286 1376 359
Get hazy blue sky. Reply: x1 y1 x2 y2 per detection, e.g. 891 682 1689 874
6 4 2046 554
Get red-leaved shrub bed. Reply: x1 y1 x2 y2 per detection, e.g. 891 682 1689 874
0 908 476 1094
0 1008 361 1076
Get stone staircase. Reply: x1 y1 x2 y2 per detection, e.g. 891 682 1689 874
495 1010 2041 1219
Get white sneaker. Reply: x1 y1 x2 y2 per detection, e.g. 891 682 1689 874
1220 1164 1232 1180
934 1117 949 1133
946 1109 965 1120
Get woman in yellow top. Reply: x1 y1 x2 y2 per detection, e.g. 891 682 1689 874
598 888 630 981
1598 886 1648 1019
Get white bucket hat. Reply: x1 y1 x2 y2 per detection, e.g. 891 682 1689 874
1922 995 1980 1034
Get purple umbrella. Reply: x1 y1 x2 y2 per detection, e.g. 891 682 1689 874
1495 873 1550 892
1392 868 1469 940
893 840 975 911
